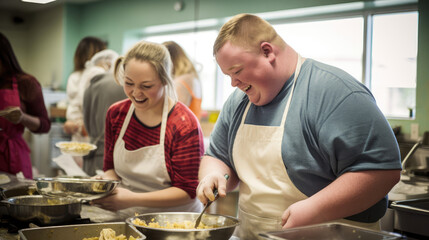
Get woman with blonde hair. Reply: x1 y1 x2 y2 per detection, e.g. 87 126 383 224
91 41 204 218
163 41 202 120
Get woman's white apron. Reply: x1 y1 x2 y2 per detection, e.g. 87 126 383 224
113 91 202 219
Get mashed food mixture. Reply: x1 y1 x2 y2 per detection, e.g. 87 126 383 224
132 218 216 229
57 142 95 155
82 228 136 240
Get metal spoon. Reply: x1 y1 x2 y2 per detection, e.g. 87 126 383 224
194 174 229 228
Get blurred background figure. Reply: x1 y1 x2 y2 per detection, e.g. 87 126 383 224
163 41 202 120
83 49 126 176
64 36 106 143
0 32 51 179
63 36 106 167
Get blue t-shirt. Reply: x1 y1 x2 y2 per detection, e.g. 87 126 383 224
206 59 401 222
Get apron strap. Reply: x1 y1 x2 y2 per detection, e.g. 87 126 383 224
280 54 303 126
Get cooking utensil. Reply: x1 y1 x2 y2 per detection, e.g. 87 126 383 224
126 212 240 240
0 195 81 225
195 174 230 228
19 222 145 240
259 222 403 240
35 177 120 200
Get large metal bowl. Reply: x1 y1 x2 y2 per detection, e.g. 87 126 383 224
0 195 81 225
126 212 240 240
35 177 120 200
19 222 145 240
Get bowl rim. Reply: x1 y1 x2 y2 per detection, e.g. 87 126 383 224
2 195 81 205
34 177 121 184
126 212 241 232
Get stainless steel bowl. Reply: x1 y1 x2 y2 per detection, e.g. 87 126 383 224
19 222 146 240
126 212 240 240
35 177 120 200
0 195 81 225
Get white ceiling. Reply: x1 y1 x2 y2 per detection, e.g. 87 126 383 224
0 0 101 13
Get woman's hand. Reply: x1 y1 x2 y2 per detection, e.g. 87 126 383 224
63 120 79 134
91 187 136 211
2 107 23 124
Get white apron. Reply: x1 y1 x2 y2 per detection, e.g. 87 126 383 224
232 55 378 239
113 90 202 219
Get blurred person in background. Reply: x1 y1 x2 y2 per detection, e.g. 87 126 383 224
83 49 127 176
91 41 204 219
64 36 106 143
163 41 202 120
0 32 51 179
63 36 106 167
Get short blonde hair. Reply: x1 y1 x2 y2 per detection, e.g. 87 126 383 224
213 13 286 55
114 41 177 101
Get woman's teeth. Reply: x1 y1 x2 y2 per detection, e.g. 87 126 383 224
134 97 146 103
244 85 251 92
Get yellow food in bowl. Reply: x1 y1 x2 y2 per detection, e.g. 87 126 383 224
132 218 216 229
57 142 95 155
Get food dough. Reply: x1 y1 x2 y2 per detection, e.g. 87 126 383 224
82 228 136 240
0 174 11 185
132 218 216 229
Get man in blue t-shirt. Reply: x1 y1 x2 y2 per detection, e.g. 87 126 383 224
196 13 401 240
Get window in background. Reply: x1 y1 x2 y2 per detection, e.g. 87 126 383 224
371 11 418 118
135 7 418 118
144 30 219 110
273 17 364 81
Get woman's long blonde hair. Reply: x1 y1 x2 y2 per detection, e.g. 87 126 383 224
162 41 198 78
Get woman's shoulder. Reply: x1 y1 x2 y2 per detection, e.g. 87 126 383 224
169 101 200 125
16 73 41 89
107 99 131 116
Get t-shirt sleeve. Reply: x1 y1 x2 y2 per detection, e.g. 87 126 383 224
318 92 402 175
205 92 241 170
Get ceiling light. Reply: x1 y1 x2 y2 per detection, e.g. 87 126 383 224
21 0 56 4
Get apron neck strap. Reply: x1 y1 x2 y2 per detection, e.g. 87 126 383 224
241 54 304 126
280 53 303 125
119 86 170 145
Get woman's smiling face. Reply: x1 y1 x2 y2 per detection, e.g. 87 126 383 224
123 59 165 112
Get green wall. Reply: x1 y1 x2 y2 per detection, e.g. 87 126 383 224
62 0 428 137
389 0 429 138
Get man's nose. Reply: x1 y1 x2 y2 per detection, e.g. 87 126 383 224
230 76 239 87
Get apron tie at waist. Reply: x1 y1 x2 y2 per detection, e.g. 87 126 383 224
0 132 30 153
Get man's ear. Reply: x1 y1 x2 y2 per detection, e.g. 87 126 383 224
260 42 275 62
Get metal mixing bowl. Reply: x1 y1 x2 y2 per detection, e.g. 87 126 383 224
126 212 240 240
0 195 81 225
35 177 120 200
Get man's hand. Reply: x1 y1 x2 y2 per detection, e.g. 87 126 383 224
197 172 229 204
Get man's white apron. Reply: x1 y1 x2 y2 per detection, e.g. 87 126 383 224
232 55 378 239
